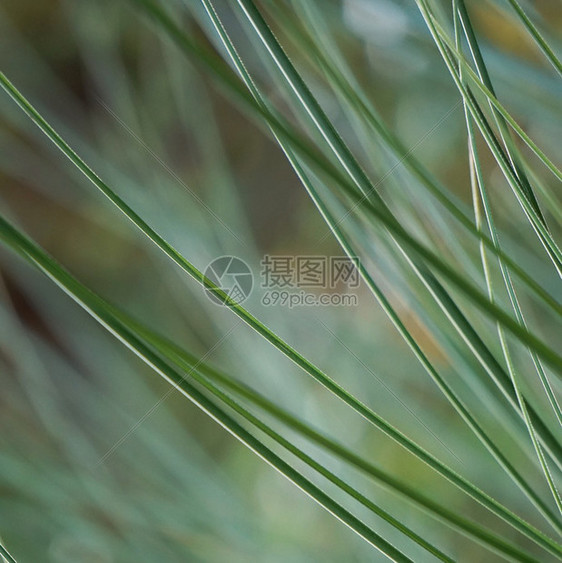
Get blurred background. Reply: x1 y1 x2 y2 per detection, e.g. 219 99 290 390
0 0 561 561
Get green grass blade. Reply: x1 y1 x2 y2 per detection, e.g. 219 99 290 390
0 543 16 563
454 0 560 286
247 2 562 450
504 0 562 76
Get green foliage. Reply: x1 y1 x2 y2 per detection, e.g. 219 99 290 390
0 0 561 560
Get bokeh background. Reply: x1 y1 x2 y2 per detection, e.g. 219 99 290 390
1 0 561 561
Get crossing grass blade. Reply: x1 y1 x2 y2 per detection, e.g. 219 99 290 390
2 212 559 562
131 0 562 322
415 0 562 279
408 3 562 190
201 0 562 536
263 0 561 284
255 0 562 441
164 0 562 466
454 5 562 530
503 0 562 77
257 0 562 448
2 69 562 557
196 1 562 375
3 0 562 558
0 215 415 563
454 0 562 516
0 542 16 563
